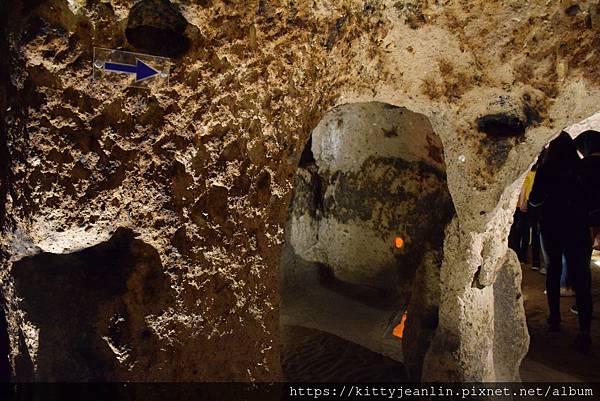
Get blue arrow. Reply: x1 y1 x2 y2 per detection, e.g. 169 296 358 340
104 59 159 82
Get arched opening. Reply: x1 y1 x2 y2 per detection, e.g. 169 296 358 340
279 102 455 381
511 112 600 381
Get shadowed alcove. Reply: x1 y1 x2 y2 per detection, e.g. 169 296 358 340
11 228 173 382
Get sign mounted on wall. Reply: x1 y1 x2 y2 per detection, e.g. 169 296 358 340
93 47 170 89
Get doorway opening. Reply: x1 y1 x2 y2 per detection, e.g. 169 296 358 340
279 102 455 381
512 112 600 381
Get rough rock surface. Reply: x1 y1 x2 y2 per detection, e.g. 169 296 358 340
12 228 173 381
283 102 453 379
288 102 452 297
2 0 600 382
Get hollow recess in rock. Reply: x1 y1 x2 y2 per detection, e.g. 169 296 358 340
280 102 455 381
125 0 190 58
11 228 173 381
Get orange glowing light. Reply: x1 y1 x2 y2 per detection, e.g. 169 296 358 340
394 236 404 249
392 311 408 339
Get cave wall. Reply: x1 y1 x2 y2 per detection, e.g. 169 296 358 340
0 0 14 383
566 111 600 136
288 103 452 297
1 0 600 382
11 228 173 381
284 102 454 379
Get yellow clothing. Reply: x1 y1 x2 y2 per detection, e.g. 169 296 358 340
523 171 536 202
518 171 536 210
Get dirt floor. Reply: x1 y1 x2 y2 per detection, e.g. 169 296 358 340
520 252 600 382
281 325 407 382
280 252 600 383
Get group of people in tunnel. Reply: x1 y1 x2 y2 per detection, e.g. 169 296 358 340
509 129 600 353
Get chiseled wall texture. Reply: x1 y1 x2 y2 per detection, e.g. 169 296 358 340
285 102 454 380
289 103 452 297
1 0 600 381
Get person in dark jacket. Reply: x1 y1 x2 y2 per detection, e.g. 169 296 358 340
577 130 600 228
508 165 537 265
528 132 593 351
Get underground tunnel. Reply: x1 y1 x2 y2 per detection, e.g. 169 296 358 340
280 102 455 381
3 0 600 393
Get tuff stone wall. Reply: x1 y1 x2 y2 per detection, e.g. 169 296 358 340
288 103 452 296
1 0 600 382
283 102 454 380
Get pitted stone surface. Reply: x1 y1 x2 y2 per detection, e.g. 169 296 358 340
288 102 453 299
284 102 453 379
1 0 600 382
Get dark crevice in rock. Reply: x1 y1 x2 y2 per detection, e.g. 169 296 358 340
289 165 323 220
314 169 325 215
125 0 190 58
476 104 543 169
298 137 316 167
326 15 348 50
475 105 544 169
477 103 543 140
523 104 543 126
12 228 173 381
565 4 581 16
471 265 486 289
476 113 526 138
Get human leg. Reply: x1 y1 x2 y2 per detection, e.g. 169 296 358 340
565 233 593 333
519 211 531 262
531 221 541 268
508 210 522 259
541 229 564 328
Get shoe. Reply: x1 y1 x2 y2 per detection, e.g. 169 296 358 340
561 288 576 297
574 332 591 354
548 321 561 332
540 267 547 275
571 305 579 315
531 265 540 271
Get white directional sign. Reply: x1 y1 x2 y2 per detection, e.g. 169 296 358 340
93 47 170 89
